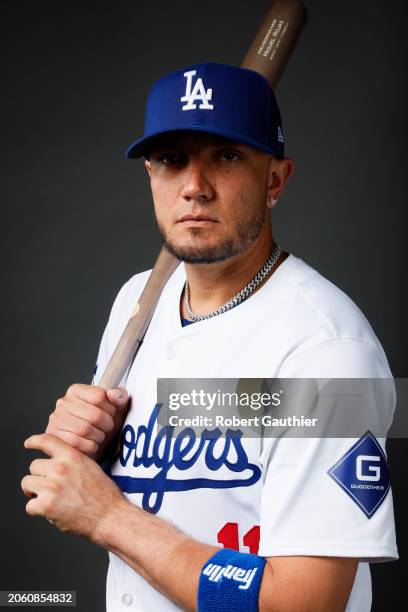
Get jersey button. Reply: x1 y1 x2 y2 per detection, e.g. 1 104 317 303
121 593 133 607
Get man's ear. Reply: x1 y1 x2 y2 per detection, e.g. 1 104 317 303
267 157 295 204
145 159 152 178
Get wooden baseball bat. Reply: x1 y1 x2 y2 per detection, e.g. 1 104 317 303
98 0 307 390
242 0 307 87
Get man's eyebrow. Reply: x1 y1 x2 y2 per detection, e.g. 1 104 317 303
148 146 185 155
212 140 249 150
147 137 247 155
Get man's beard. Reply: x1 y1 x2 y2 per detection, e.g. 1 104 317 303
155 208 267 264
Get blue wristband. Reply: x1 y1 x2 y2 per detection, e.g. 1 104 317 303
198 549 266 612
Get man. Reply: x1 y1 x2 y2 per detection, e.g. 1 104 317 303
22 63 397 611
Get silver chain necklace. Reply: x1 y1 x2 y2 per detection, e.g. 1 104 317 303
183 244 282 322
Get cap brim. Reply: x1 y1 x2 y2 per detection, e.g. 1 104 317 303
125 125 281 159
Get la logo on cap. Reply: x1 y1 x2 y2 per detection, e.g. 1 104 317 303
181 70 214 111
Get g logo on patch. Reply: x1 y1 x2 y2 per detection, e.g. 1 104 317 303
327 432 390 519
356 455 381 482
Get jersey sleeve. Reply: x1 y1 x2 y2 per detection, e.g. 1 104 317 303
92 271 151 387
257 338 398 562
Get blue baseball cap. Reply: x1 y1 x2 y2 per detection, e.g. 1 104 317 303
125 62 284 159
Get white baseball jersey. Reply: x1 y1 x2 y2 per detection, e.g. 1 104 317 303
93 253 398 611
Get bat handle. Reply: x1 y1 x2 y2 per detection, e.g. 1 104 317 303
97 247 180 390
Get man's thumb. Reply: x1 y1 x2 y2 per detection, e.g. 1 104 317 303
106 387 129 409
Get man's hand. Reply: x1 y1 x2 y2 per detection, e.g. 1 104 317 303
21 433 130 541
46 384 129 460
21 434 358 612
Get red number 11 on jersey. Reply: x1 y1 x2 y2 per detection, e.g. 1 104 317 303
217 522 260 554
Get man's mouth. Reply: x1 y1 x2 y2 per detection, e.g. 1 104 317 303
177 214 219 228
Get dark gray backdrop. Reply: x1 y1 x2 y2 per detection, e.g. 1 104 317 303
1 1 406 610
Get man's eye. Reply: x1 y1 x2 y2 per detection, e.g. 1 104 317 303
158 153 186 166
220 151 241 162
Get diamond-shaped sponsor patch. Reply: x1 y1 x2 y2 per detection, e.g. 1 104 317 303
327 432 390 519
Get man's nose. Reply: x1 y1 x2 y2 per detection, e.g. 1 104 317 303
180 161 215 202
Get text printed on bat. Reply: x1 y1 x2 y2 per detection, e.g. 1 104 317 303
258 19 289 59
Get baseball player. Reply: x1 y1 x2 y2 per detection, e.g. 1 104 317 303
22 63 398 612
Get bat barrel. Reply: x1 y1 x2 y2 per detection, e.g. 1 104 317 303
241 0 307 89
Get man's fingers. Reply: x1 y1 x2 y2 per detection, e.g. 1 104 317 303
24 433 72 457
21 476 56 518
40 383 130 460
46 429 98 456
29 458 53 477
56 394 116 421
66 384 128 415
63 399 116 432
25 497 43 517
21 474 44 498
105 387 129 411
49 410 107 443
66 383 108 406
